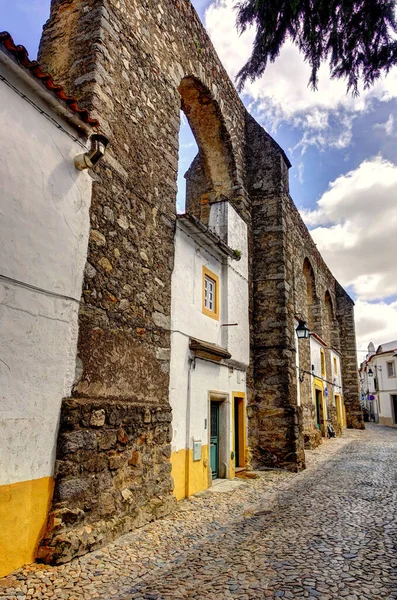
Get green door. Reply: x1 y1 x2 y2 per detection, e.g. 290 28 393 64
210 402 219 479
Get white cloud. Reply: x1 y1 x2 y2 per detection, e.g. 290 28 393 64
300 156 397 357
204 0 397 150
374 114 395 136
202 1 397 351
301 157 397 301
355 299 397 362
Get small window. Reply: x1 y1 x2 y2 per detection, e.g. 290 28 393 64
333 357 338 375
204 275 215 311
387 361 396 378
202 266 219 320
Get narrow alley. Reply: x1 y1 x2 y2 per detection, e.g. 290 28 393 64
1 425 396 600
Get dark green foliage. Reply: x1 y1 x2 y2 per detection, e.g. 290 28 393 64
236 0 397 94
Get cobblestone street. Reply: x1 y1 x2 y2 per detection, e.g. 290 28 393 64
1 425 397 600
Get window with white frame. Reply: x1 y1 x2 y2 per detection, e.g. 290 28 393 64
387 361 396 378
204 274 215 311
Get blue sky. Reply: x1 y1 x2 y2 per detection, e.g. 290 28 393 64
2 0 397 358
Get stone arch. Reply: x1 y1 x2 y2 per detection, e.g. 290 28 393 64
178 76 237 220
324 290 339 346
303 258 317 330
325 290 334 320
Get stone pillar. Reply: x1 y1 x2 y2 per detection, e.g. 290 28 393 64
336 283 364 429
38 0 178 562
37 0 250 563
245 114 305 471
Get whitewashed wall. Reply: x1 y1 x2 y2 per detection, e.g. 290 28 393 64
207 201 250 365
169 207 249 458
375 354 397 419
310 337 325 381
0 59 92 486
169 337 246 457
330 350 343 400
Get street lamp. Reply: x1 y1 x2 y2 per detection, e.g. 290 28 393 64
296 319 311 340
74 134 109 170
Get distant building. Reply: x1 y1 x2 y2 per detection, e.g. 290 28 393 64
359 341 397 424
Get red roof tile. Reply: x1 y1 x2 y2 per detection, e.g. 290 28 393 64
0 31 100 128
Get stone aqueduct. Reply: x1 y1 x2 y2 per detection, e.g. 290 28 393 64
36 0 362 562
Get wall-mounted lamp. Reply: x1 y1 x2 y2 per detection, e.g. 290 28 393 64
75 134 109 170
368 365 382 377
296 319 311 340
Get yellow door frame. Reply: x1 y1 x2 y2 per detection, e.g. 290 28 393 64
313 378 326 435
335 394 342 428
232 391 246 473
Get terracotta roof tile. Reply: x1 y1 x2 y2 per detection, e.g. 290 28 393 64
0 31 99 128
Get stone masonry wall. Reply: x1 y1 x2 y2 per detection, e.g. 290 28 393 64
36 0 362 562
245 112 363 463
37 398 173 565
284 194 364 442
336 283 364 429
245 114 305 472
38 0 249 561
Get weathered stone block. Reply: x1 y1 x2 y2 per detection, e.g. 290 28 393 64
90 409 106 427
59 431 97 455
99 431 117 450
57 477 91 502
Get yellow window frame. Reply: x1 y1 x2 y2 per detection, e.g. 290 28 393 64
333 356 338 375
202 266 220 321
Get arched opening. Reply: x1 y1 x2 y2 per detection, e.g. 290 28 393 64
324 290 338 347
177 112 198 213
177 76 237 223
303 258 317 331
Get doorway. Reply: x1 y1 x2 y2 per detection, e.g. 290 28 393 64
233 396 245 469
209 394 230 481
335 394 341 427
392 395 397 425
315 389 324 433
210 401 219 479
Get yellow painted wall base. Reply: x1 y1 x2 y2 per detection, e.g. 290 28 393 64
0 476 54 577
171 445 209 500
379 416 397 426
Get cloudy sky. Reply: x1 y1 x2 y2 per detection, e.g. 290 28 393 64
3 0 397 361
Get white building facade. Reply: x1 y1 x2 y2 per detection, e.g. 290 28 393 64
169 203 249 499
359 341 397 425
0 38 94 575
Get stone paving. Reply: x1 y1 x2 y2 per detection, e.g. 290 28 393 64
1 425 397 600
